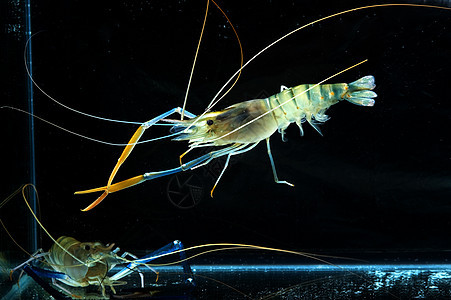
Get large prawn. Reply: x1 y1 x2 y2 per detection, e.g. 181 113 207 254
12 236 140 297
74 3 450 211
2 185 193 298
10 236 194 298
75 74 376 211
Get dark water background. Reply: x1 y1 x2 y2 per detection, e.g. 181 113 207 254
1 0 451 298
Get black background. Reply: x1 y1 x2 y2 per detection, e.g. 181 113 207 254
2 0 451 261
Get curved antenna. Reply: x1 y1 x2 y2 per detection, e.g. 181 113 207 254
1 184 86 267
2 106 181 146
124 242 397 299
206 3 451 113
210 0 244 103
181 0 244 120
181 0 209 120
19 2 246 147
24 34 142 125
127 243 362 266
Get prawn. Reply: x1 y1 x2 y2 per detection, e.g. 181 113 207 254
76 72 376 211
10 236 191 298
2 184 193 298
75 3 450 211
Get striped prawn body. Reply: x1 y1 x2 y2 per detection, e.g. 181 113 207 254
266 76 376 138
173 75 377 146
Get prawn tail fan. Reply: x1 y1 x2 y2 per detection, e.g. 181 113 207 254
345 75 377 107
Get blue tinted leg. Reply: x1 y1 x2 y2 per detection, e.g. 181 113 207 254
143 107 196 128
266 138 294 187
22 265 70 300
142 144 242 181
110 240 194 285
210 143 260 196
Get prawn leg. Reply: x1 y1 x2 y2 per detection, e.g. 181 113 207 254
75 107 196 210
77 143 244 211
210 142 260 197
266 138 294 187
10 249 48 277
110 240 193 285
23 265 71 282
21 266 72 299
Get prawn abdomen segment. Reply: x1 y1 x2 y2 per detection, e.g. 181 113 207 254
268 83 343 123
268 76 377 134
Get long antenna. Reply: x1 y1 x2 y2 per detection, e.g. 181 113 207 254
24 0 38 253
181 0 210 120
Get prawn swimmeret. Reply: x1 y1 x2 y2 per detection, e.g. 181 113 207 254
75 75 377 211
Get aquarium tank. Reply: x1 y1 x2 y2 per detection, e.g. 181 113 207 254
1 0 451 299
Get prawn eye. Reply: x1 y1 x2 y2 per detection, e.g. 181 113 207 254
84 245 91 251
206 119 214 126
